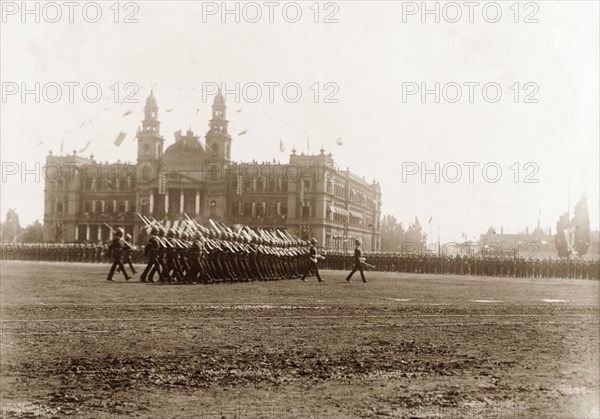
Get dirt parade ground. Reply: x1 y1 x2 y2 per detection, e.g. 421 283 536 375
0 261 598 418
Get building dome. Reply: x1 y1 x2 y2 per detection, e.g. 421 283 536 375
162 130 210 171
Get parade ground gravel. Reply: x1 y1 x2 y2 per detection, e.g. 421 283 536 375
1 261 598 418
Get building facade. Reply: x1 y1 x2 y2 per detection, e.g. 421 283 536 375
43 92 382 250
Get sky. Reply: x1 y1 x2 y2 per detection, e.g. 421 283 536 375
1 1 598 243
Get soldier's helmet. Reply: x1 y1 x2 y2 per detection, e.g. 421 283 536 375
115 228 124 237
174 231 180 239
167 229 175 238
310 238 317 245
125 233 132 240
150 227 159 235
194 231 201 240
158 228 166 236
181 232 189 240
355 239 362 245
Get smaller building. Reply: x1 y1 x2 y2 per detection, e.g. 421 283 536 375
479 222 554 258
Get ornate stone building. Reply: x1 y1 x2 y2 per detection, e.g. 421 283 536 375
43 92 382 250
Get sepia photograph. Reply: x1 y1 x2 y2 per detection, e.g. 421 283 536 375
0 1 598 417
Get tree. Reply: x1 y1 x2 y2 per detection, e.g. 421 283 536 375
405 216 427 252
572 195 590 256
554 212 570 258
21 220 44 243
380 214 405 251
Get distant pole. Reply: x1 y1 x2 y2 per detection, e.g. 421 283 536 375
430 223 433 250
437 226 441 256
567 182 571 216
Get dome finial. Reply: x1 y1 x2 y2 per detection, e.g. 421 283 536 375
146 89 157 107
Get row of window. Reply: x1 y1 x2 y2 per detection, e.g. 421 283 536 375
241 177 290 193
82 200 136 214
75 224 134 242
231 202 288 218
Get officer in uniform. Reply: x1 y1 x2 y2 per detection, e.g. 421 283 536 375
300 238 324 283
346 239 368 283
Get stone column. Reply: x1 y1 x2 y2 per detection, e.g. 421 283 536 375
180 189 185 214
195 190 200 216
149 190 154 214
86 225 90 241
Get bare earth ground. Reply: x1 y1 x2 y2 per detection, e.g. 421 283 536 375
0 261 598 418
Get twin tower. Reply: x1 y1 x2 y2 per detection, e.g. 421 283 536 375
136 90 232 181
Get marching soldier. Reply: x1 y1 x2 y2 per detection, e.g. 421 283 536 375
118 233 137 277
140 227 161 283
106 228 131 282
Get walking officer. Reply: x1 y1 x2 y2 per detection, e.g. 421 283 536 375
300 238 324 283
346 239 368 283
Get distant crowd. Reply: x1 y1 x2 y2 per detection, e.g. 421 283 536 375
1 242 598 280
321 251 599 280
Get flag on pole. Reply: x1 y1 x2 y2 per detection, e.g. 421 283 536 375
60 140 64 155
335 137 343 146
564 226 576 252
238 129 248 136
79 139 92 153
122 110 133 117
279 139 286 153
428 216 433 224
114 132 127 146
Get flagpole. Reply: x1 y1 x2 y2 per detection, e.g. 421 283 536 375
567 181 570 217
429 222 433 251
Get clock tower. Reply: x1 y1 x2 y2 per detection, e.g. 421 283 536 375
205 90 232 161
137 91 164 182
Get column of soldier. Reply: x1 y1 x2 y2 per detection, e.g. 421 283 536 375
319 251 600 280
1 234 598 281
105 215 313 283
